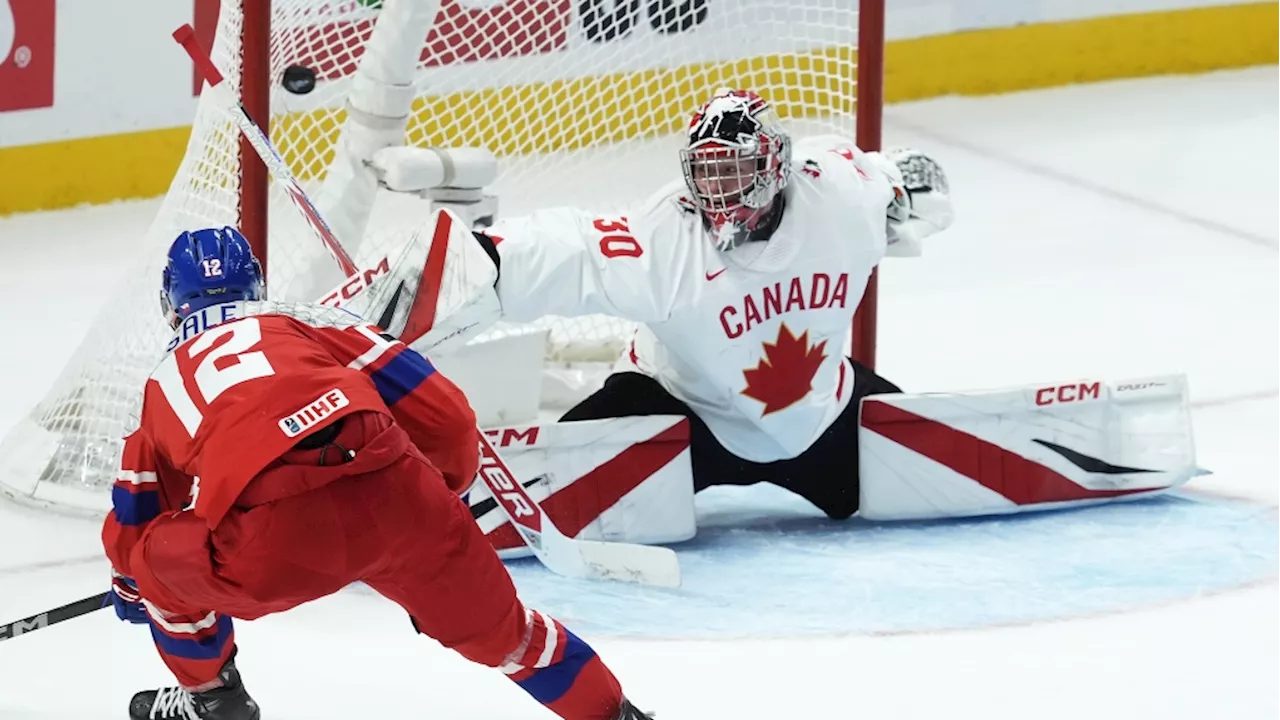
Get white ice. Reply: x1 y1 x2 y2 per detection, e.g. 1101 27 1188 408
0 67 1277 718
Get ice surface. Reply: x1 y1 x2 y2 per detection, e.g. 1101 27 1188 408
0 67 1276 719
504 487 1277 638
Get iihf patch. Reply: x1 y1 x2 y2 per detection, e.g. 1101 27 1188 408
278 389 350 438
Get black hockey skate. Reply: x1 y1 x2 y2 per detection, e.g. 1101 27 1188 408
617 698 655 719
129 653 260 720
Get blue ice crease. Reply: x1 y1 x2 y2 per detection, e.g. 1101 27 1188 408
502 484 1279 638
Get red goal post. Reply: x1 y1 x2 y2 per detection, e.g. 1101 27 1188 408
853 0 884 368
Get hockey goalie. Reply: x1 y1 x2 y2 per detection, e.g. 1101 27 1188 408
339 88 1201 551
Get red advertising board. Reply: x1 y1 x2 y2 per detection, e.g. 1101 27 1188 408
192 0 569 91
0 0 55 112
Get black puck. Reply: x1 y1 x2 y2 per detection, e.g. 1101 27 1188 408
281 65 317 95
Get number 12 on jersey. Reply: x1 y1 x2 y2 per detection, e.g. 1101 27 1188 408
153 318 277 436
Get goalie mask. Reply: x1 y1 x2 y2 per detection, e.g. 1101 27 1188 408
161 226 264 328
679 89 792 251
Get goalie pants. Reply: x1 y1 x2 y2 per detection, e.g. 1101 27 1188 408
560 360 901 519
129 411 626 720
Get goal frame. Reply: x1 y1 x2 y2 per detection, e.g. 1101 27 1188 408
214 0 885 370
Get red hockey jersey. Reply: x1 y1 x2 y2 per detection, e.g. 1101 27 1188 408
103 301 478 576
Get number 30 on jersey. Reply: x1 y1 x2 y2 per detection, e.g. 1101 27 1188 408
594 217 643 259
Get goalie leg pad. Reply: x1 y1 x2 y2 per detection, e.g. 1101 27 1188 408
858 375 1203 521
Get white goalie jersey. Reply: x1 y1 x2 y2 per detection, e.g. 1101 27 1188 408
328 134 1197 533
487 136 899 462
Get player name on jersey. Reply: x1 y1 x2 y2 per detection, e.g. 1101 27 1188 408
719 272 850 338
167 303 242 352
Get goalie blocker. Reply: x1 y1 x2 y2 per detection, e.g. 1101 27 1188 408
324 209 1201 547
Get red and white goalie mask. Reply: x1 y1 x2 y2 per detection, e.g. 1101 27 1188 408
679 89 792 251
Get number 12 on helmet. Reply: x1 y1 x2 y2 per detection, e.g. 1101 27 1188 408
160 227 264 329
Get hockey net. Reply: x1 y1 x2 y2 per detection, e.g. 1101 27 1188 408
0 0 881 511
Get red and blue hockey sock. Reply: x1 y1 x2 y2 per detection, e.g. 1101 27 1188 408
146 607 236 690
501 609 624 720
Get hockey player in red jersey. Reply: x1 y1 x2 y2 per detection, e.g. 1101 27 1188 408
102 227 651 720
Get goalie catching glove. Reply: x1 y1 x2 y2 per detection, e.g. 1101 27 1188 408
865 147 954 257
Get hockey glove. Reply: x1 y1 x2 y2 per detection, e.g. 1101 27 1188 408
873 147 955 256
109 569 149 624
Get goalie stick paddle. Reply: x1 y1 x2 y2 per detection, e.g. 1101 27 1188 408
171 26 681 589
475 434 681 588
0 592 110 642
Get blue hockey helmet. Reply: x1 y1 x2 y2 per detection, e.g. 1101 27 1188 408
161 227 264 327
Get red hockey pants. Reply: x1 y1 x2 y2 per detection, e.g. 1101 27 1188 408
130 411 624 719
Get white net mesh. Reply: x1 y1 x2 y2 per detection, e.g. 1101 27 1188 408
0 0 864 510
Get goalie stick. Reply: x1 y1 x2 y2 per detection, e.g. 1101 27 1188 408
173 26 682 589
0 592 109 642
474 430 681 587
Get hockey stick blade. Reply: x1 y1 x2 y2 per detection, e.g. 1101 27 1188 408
477 433 681 588
575 539 682 588
0 591 110 642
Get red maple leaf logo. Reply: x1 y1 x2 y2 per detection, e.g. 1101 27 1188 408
740 323 828 415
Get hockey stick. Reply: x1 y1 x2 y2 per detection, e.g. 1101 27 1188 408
475 433 681 587
172 25 358 279
173 28 682 589
0 591 110 642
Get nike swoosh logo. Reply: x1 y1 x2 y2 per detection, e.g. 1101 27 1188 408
375 281 405 331
1032 439 1158 475
470 476 543 520
705 268 727 281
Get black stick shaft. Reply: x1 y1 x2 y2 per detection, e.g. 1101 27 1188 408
0 592 110 642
